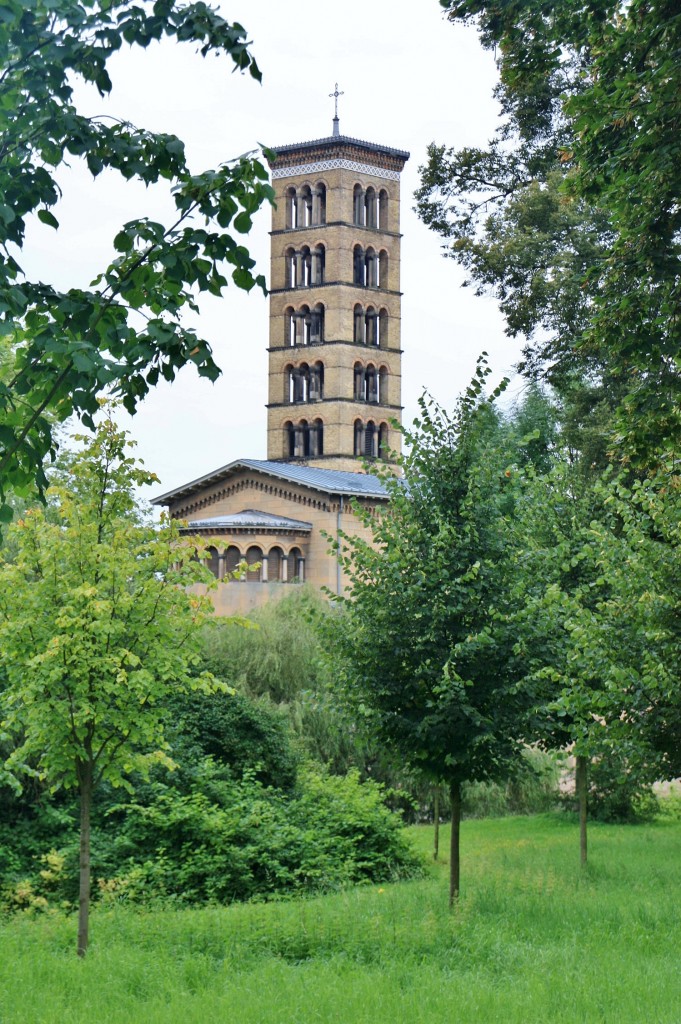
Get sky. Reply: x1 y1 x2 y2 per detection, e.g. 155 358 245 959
21 0 528 497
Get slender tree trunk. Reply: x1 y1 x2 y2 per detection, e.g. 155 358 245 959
77 761 94 957
433 786 440 861
575 754 588 868
449 780 461 905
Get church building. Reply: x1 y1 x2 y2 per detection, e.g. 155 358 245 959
153 109 409 615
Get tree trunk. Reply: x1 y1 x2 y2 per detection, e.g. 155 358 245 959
575 754 588 868
449 780 461 905
433 786 440 861
77 761 94 957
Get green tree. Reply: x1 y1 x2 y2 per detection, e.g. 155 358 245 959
0 0 274 524
0 415 219 955
333 364 534 903
418 0 681 466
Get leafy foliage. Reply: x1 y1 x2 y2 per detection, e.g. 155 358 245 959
0 0 274 522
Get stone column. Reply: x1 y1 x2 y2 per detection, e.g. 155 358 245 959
261 555 268 583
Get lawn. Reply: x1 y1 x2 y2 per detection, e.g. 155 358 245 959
1 814 679 1023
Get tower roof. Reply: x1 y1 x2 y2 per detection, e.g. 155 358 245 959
269 134 409 177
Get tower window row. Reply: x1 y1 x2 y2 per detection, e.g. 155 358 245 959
354 419 390 459
285 183 327 229
284 303 325 346
353 245 388 288
285 361 324 403
354 362 388 404
354 304 389 346
285 245 325 288
353 185 389 230
285 418 324 459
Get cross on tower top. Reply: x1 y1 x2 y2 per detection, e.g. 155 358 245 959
329 82 344 136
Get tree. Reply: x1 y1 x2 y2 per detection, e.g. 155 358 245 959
332 363 535 904
0 1 274 525
0 415 219 955
418 0 681 466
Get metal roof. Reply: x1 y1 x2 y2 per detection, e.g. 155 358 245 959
269 134 410 161
183 510 313 532
152 459 391 505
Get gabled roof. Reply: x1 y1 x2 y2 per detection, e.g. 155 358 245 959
183 510 312 532
152 459 390 505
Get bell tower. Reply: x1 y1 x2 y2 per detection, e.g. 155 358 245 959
266 110 409 472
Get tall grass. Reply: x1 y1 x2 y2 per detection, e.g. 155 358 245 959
1 815 679 1023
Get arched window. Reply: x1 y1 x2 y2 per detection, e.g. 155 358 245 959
300 246 312 287
378 250 388 288
353 184 364 225
379 422 390 458
224 546 241 579
310 418 324 457
312 244 325 285
268 546 284 582
354 362 365 401
353 245 365 286
314 182 327 225
364 420 378 458
310 303 324 344
365 247 377 287
285 187 297 229
365 306 377 346
378 365 389 404
206 546 220 579
378 189 388 230
378 307 389 347
284 307 295 347
365 186 377 229
285 247 297 288
354 418 365 456
299 185 313 227
366 364 378 403
353 303 364 343
288 546 304 583
284 420 295 458
246 546 263 583
310 361 324 400
299 305 311 345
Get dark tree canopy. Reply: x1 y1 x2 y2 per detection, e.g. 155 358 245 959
418 0 681 467
0 0 274 524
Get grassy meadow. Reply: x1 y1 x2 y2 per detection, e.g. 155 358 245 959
1 814 680 1023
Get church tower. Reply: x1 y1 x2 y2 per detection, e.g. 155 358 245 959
266 108 409 472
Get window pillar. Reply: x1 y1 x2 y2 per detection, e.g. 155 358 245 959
261 555 268 583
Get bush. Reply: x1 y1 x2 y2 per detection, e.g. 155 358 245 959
461 748 562 819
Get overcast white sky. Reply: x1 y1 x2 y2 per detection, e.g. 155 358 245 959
22 0 527 495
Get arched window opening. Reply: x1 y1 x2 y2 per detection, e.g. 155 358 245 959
299 304 311 345
314 182 327 225
299 185 313 227
288 546 304 583
365 306 377 346
365 186 377 229
268 546 283 582
366 364 378 403
225 546 241 579
300 246 312 287
353 245 365 286
364 420 378 459
365 247 377 288
206 546 220 579
378 189 388 230
354 418 365 456
284 363 294 403
284 306 295 346
378 366 389 404
285 187 297 230
311 418 324 457
378 308 389 347
354 362 365 401
285 420 295 458
310 303 324 344
246 546 263 583
378 250 388 288
310 361 324 400
285 247 297 288
353 184 364 226
353 303 364 343
312 244 325 285
379 422 390 459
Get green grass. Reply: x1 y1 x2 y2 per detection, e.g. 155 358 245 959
1 814 680 1023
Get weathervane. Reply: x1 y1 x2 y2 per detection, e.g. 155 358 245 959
329 82 344 136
